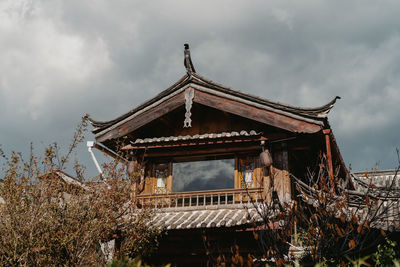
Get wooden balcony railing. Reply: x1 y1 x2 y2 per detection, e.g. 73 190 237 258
137 187 263 209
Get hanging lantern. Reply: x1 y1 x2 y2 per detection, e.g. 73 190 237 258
260 149 273 167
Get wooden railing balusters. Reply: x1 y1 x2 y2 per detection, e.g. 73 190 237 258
137 188 263 208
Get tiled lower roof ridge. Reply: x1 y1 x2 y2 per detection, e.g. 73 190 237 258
132 130 261 145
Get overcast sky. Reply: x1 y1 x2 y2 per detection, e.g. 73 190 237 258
1 0 400 177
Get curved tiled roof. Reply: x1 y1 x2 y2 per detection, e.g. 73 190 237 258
294 173 400 231
88 45 340 134
351 170 400 193
88 72 339 132
132 130 260 145
148 205 264 230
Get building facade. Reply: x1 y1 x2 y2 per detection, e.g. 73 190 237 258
88 44 349 265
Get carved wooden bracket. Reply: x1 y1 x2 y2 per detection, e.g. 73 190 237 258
183 88 194 128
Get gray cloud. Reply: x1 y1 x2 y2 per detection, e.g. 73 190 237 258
1 0 400 177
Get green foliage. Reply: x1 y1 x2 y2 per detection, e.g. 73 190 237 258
374 237 398 266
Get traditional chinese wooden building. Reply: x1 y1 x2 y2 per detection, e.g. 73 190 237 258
88 44 348 265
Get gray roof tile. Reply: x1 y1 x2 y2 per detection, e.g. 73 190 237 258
130 130 262 146
149 207 263 230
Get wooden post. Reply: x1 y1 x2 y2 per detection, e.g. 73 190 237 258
323 129 334 186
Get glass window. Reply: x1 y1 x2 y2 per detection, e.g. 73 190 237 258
172 159 234 192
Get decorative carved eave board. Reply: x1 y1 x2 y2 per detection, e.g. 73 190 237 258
93 85 325 143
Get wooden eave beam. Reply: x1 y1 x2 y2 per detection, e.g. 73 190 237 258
141 143 262 158
328 130 353 189
96 91 186 142
94 143 117 159
95 87 322 143
194 90 322 134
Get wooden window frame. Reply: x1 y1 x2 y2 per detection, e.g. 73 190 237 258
151 162 172 194
142 152 263 194
235 154 263 189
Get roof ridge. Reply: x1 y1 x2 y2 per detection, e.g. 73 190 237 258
88 44 340 134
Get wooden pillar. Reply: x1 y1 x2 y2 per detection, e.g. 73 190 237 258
323 129 334 182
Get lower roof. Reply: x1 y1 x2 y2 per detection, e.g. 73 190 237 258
294 173 400 231
147 205 264 230
122 130 263 150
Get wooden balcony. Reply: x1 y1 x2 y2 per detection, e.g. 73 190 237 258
137 187 263 209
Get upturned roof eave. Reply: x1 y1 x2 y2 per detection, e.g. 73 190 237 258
89 72 338 137
88 44 341 137
88 74 191 133
190 72 340 117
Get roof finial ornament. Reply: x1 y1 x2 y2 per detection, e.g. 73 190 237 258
184 43 196 75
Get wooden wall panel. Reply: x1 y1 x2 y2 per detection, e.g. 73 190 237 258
254 158 263 188
235 155 263 189
139 163 171 207
271 142 291 204
142 169 153 195
166 162 172 193
131 103 268 141
263 168 272 204
194 90 322 134
234 156 240 189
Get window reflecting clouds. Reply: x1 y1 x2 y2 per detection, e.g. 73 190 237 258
172 159 234 192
